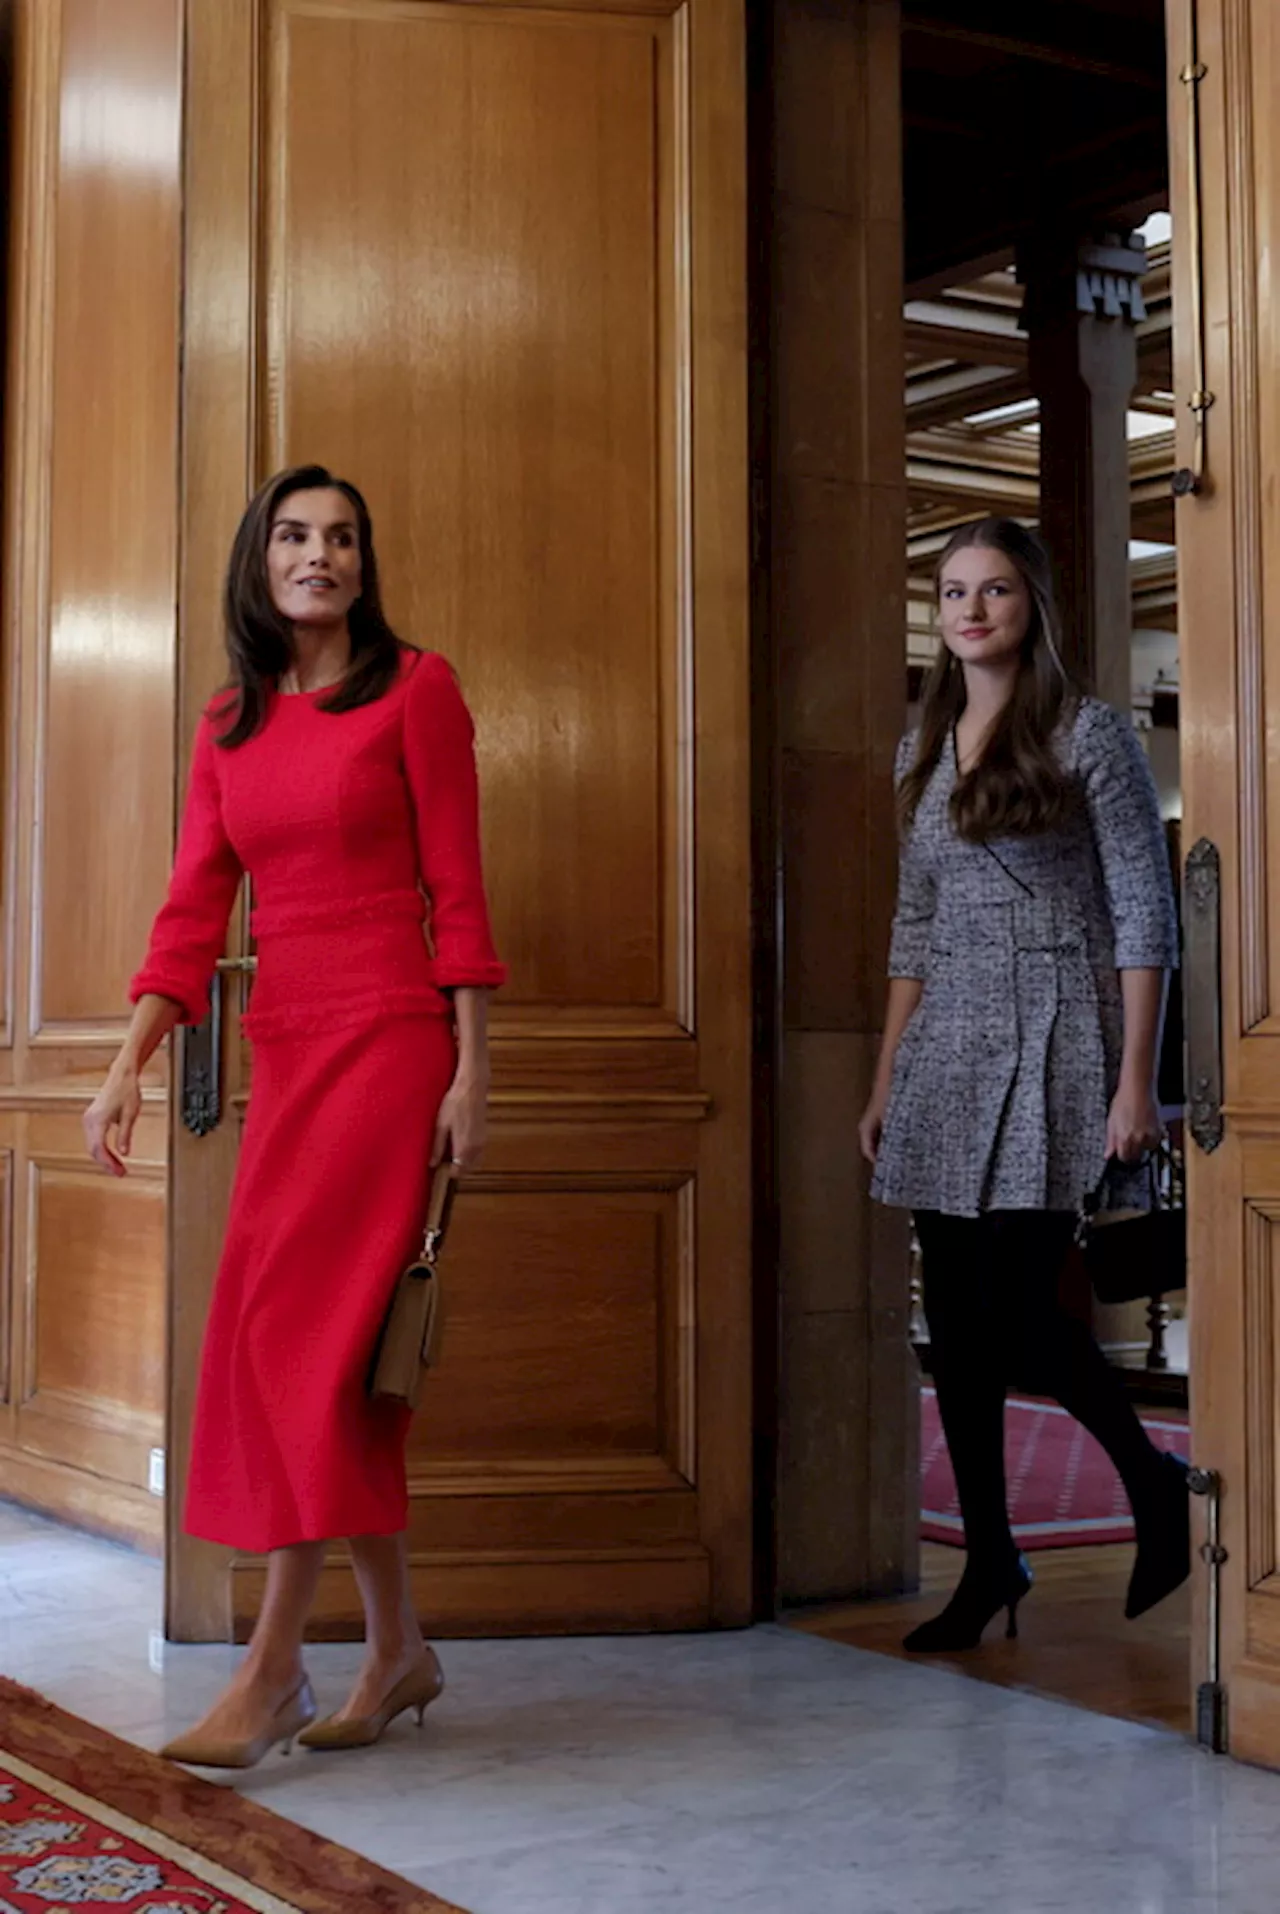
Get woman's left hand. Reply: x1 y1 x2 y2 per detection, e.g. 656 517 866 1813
1105 1079 1161 1164
431 1069 489 1172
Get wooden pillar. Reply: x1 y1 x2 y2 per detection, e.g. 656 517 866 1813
768 0 916 1604
1021 233 1146 710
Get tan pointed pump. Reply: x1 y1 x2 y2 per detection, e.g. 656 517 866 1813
298 1648 444 1751
160 1677 317 1770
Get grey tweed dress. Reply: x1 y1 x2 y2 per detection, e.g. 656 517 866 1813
871 697 1179 1220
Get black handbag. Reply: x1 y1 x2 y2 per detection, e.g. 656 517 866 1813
1076 1144 1187 1306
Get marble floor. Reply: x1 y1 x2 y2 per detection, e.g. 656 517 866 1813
3 1499 1280 1912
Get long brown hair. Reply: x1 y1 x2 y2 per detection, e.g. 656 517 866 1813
898 517 1082 842
213 464 408 747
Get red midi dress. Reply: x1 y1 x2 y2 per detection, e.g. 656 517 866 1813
131 647 505 1553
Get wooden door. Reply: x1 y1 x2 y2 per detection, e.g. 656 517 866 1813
167 0 749 1640
1172 0 1280 1765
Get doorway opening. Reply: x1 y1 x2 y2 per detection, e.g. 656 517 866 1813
794 0 1190 1739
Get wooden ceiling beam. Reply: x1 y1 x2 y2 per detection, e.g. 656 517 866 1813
901 17 1164 91
906 447 1175 518
906 247 1015 304
906 459 1041 510
906 372 1033 434
903 317 1027 369
905 159 1169 296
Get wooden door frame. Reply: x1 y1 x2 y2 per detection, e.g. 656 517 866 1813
1171 0 1280 1764
164 0 257 1642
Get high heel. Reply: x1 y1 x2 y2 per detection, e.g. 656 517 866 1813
160 1677 317 1770
297 1649 444 1751
1126 1452 1192 1621
903 1554 1033 1654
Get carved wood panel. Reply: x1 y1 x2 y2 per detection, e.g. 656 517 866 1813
264 0 688 1020
0 1151 13 1409
18 1155 166 1486
32 0 180 1040
408 1177 693 1469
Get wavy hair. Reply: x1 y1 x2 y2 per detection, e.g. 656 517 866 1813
213 464 408 747
898 517 1082 842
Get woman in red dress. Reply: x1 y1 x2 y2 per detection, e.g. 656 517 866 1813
83 465 505 1769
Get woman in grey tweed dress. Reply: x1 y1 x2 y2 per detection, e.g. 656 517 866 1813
860 517 1189 1654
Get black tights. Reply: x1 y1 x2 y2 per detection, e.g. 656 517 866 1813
915 1209 1166 1568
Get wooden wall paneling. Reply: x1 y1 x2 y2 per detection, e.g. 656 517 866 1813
264 0 681 1022
0 6 22 1068
1242 1198 1277 1593
0 1107 166 1548
5 0 60 1080
33 0 181 1042
18 1152 166 1480
0 1146 13 1411
0 0 180 1550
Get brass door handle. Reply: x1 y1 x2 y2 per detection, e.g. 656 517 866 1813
215 954 258 974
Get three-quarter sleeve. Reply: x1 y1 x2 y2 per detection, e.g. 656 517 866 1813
887 732 936 979
403 652 507 991
1076 700 1179 970
129 715 244 1025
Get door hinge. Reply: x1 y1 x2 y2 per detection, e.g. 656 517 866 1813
1172 1 1214 496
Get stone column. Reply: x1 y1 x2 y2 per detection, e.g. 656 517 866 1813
769 0 917 1603
1020 232 1146 710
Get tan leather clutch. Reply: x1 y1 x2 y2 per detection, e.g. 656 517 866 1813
368 1163 457 1409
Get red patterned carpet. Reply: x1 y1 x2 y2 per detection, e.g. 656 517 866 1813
0 1678 464 1914
920 1387 1189 1550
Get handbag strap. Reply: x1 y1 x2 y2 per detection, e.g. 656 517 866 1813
420 1163 459 1267
1077 1146 1166 1242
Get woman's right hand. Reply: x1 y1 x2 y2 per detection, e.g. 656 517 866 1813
83 1060 142 1178
858 1088 889 1166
